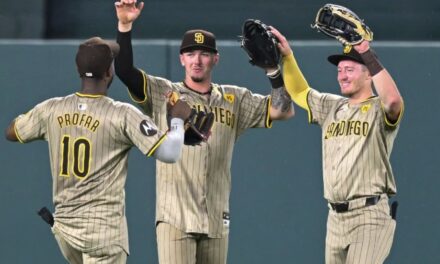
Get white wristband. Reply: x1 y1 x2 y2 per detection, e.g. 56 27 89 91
266 66 281 77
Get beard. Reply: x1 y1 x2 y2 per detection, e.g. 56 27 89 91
340 88 352 97
191 75 204 83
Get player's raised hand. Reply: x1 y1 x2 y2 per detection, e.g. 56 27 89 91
115 0 144 26
353 40 370 54
269 26 293 57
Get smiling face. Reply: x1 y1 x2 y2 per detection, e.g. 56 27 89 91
180 49 219 84
337 60 372 100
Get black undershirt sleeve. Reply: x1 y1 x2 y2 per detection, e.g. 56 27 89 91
115 30 145 100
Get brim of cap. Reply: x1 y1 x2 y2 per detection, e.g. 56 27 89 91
180 45 218 54
327 54 364 66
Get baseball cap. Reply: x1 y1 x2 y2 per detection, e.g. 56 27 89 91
180 29 218 54
76 37 120 78
327 48 365 66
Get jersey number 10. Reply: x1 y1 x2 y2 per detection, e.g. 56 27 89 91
60 135 91 179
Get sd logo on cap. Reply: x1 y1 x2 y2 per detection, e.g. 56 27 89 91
180 29 217 54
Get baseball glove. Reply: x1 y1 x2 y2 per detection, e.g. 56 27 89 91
311 4 373 51
240 19 281 68
184 109 215 146
167 91 214 146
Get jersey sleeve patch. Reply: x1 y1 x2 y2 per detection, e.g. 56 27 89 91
139 120 157 136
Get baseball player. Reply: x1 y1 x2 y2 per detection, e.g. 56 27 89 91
5 37 194 264
114 1 294 263
271 28 404 264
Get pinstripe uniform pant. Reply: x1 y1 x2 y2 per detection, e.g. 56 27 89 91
156 222 228 264
53 232 127 264
325 195 396 264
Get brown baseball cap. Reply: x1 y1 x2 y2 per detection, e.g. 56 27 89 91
180 29 217 54
327 48 365 66
76 37 120 78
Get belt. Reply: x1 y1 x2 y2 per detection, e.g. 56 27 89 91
329 195 381 213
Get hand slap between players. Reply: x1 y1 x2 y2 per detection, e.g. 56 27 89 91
268 27 293 57
166 92 215 146
166 92 194 122
184 109 215 146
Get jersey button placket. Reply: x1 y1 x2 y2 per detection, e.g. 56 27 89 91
202 139 212 233
200 141 210 233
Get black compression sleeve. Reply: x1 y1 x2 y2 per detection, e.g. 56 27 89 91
115 30 145 100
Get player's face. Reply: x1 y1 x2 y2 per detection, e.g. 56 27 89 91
337 60 371 98
180 50 219 83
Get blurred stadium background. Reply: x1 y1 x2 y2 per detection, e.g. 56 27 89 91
1 0 439 263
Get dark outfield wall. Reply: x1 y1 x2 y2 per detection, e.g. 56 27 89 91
45 0 440 40
0 41 439 263
2 0 440 40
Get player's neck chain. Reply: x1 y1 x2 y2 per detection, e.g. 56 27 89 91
183 81 212 95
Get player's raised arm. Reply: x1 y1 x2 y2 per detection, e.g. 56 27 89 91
353 41 404 122
264 29 295 120
114 0 146 100
239 20 294 120
263 33 295 121
115 0 144 32
270 27 311 111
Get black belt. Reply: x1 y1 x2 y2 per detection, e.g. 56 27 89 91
330 195 381 213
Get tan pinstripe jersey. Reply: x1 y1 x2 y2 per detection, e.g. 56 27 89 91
305 89 402 203
13 92 166 253
128 72 271 238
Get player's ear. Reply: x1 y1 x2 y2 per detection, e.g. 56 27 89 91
179 54 185 67
362 65 372 80
105 64 114 77
213 53 219 65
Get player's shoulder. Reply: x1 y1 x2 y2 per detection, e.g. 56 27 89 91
215 83 250 96
370 96 382 105
34 93 76 109
362 96 384 111
108 98 144 115
309 88 345 102
46 93 76 102
354 96 382 108
147 74 174 87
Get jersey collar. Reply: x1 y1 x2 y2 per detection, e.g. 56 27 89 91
75 92 104 98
